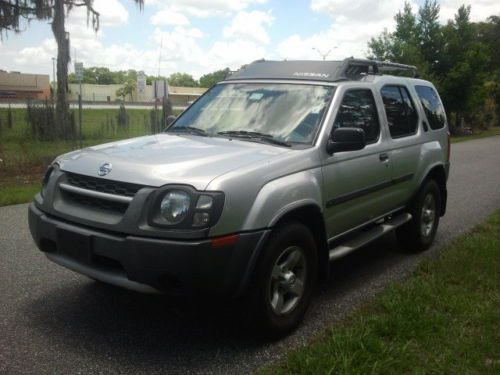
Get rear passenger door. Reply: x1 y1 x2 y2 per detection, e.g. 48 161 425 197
380 85 420 206
322 88 394 238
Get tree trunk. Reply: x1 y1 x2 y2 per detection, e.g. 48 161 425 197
51 0 72 140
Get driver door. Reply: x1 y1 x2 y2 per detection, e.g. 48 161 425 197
322 87 394 238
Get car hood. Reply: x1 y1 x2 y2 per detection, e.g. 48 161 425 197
56 134 291 190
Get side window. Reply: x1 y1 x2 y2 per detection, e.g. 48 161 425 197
415 85 446 130
380 85 418 138
333 89 380 143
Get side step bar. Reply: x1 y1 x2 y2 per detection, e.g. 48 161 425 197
329 213 412 261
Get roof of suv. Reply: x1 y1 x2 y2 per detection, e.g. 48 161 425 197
225 58 419 83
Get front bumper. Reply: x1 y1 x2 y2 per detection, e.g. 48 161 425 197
29 203 269 296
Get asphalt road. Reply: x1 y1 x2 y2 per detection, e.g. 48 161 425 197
1 136 499 375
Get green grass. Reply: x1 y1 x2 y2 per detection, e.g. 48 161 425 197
0 184 41 206
0 107 182 178
260 212 500 375
451 126 500 143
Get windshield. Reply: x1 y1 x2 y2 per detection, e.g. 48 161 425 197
168 83 335 144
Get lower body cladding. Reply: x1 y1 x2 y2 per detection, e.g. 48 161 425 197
28 203 269 296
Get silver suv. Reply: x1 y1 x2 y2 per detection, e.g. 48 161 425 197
29 58 450 337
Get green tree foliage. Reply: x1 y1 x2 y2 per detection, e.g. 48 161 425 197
69 67 142 85
367 1 498 130
168 72 198 87
199 68 231 88
115 80 136 101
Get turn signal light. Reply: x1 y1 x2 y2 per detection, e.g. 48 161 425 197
211 234 240 248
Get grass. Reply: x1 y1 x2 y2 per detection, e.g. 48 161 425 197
0 106 181 180
260 211 500 375
451 126 500 143
0 184 41 206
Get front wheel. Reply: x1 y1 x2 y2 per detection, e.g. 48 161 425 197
396 179 441 252
246 222 318 339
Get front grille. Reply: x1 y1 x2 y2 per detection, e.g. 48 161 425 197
66 172 144 197
62 190 129 213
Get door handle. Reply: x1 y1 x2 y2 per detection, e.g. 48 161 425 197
379 153 389 162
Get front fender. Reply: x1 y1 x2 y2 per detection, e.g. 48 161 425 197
241 167 324 231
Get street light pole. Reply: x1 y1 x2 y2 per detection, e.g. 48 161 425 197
312 46 338 61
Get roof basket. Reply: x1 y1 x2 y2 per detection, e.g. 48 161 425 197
340 58 419 79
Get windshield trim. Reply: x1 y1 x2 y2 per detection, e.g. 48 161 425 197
165 81 337 148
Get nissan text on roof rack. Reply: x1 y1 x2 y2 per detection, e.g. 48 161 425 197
29 58 450 338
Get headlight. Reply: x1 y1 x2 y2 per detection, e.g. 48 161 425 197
160 190 191 224
149 186 225 230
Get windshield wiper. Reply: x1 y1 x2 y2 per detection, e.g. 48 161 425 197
217 130 292 147
168 126 208 137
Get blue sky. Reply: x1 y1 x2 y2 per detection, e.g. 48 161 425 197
0 0 498 79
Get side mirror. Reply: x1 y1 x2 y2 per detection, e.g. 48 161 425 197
326 127 366 155
166 115 177 126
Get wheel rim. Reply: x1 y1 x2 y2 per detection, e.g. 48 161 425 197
420 193 436 238
268 246 307 316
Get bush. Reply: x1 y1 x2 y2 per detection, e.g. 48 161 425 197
26 100 56 140
116 104 129 131
7 104 13 129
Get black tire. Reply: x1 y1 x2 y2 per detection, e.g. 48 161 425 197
396 179 441 252
245 222 318 339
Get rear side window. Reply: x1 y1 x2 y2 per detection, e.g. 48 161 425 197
333 89 380 143
380 85 418 138
415 85 446 130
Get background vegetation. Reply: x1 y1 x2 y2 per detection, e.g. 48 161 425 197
68 67 232 88
368 1 499 133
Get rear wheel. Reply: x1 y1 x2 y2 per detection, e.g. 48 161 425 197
396 179 441 252
246 222 318 339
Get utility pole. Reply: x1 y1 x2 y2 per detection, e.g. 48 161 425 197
51 57 56 102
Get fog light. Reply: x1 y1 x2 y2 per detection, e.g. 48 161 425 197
196 195 213 209
193 212 210 227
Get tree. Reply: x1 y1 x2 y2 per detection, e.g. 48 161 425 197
368 2 424 66
168 72 198 87
0 0 143 139
439 5 489 127
116 80 136 101
368 2 497 131
199 68 230 88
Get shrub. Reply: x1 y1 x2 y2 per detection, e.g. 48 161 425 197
117 104 129 131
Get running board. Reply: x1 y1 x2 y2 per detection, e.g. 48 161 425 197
329 213 412 261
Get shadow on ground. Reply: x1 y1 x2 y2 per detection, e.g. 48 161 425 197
22 233 415 372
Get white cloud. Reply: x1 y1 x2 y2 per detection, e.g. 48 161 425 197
311 0 416 22
148 0 268 20
14 39 57 67
150 8 190 26
68 0 129 27
223 10 274 44
204 40 267 70
439 0 500 23
277 0 418 61
148 0 267 13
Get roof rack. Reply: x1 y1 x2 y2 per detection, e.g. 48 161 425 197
225 58 419 82
340 58 419 78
